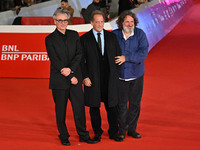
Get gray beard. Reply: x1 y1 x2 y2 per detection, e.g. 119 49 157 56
123 26 134 34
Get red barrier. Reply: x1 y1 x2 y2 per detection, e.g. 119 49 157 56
72 17 85 25
20 17 85 25
21 17 55 25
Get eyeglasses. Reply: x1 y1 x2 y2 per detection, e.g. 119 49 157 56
55 19 69 23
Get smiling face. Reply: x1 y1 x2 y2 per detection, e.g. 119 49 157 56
122 15 135 34
54 13 68 34
91 14 104 33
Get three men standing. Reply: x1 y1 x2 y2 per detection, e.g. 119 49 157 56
45 8 149 145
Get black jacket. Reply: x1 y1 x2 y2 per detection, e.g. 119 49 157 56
45 29 82 89
80 29 121 107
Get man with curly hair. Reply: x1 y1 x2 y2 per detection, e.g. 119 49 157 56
113 10 149 139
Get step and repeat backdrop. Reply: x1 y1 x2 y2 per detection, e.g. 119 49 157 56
0 0 193 78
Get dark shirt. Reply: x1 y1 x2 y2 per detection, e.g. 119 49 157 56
55 29 69 65
56 28 67 43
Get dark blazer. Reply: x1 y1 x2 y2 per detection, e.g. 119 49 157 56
80 29 121 107
45 29 82 89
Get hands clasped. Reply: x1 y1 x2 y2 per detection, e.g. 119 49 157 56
61 68 71 77
61 68 78 85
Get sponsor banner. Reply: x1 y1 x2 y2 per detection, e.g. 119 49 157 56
0 33 50 78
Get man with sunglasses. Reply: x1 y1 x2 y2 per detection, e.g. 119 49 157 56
45 9 97 146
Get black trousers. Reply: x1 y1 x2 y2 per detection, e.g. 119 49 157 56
52 84 89 139
118 75 144 133
90 103 119 136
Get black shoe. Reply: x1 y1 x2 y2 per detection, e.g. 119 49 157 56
79 137 98 144
109 134 123 142
127 131 141 138
58 135 70 146
93 134 101 142
119 131 126 139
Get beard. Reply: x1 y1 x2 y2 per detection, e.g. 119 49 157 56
123 25 134 34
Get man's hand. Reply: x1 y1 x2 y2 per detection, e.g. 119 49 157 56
61 68 71 77
71 77 78 85
115 55 126 65
83 78 92 87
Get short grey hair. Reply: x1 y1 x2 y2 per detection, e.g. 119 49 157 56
53 8 71 20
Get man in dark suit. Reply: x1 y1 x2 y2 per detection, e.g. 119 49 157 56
45 9 97 146
80 10 123 142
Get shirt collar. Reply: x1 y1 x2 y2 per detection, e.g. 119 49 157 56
56 28 67 37
122 29 134 40
93 29 104 36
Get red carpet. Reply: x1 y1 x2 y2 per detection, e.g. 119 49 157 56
0 1 200 149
